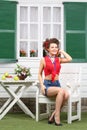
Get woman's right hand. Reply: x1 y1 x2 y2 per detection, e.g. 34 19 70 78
41 85 46 95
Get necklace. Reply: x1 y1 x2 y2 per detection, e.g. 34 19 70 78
48 54 55 63
51 58 55 63
48 53 55 58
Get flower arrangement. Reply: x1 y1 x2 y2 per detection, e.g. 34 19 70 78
30 49 36 57
15 64 31 80
20 50 26 57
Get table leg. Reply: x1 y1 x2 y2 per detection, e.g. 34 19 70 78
0 83 35 119
7 86 35 119
17 100 35 118
0 86 23 113
0 97 22 120
0 98 12 113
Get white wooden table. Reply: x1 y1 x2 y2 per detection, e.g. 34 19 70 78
0 77 35 120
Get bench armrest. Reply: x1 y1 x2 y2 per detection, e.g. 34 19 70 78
66 81 80 95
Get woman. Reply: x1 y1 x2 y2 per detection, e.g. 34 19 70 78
38 38 72 126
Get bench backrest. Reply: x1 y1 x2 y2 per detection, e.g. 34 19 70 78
79 67 87 98
59 65 79 88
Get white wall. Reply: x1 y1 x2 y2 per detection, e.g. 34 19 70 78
8 0 87 3
16 0 87 3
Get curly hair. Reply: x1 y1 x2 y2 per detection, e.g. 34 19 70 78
43 38 59 50
43 38 60 56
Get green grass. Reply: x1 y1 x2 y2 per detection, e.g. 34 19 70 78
0 112 87 130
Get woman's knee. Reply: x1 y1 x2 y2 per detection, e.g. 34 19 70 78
59 89 65 96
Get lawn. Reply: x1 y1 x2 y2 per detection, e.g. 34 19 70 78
0 112 87 130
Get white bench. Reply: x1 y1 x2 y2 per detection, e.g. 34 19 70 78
32 67 81 124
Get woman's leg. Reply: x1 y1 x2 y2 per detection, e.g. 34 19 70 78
62 89 70 108
47 87 65 124
48 110 55 122
55 89 64 124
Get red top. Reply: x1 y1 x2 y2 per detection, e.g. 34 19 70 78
44 56 61 82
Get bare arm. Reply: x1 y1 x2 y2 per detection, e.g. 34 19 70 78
59 50 72 63
38 58 46 95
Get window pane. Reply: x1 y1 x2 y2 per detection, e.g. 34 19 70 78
53 24 61 39
30 24 38 39
43 24 51 39
43 7 51 22
20 41 28 57
20 7 28 22
53 7 61 22
20 24 28 39
30 7 38 22
30 42 38 57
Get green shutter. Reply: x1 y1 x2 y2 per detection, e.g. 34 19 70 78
66 34 86 59
0 1 17 63
64 2 87 62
